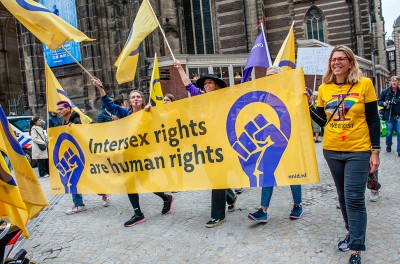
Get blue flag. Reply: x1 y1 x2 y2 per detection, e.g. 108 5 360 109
241 31 272 83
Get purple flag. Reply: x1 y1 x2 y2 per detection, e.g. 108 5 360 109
241 31 272 83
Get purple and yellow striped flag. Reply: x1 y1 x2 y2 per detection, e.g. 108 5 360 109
114 0 158 84
149 53 164 105
0 106 49 237
273 21 296 71
45 64 92 124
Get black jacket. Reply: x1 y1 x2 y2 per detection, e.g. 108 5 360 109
378 86 400 120
66 111 81 125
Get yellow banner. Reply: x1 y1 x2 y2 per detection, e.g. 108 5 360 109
49 68 319 194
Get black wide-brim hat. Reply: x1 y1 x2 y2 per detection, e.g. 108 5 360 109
196 74 228 89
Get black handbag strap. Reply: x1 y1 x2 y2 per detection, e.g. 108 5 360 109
33 127 46 143
326 83 355 125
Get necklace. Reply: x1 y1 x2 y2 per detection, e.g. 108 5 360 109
339 84 350 141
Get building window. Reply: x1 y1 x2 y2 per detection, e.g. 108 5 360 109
306 7 324 42
183 0 214 54
187 65 246 87
388 51 395 61
390 61 395 72
188 67 209 82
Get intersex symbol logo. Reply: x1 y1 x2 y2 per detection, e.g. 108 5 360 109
226 91 291 187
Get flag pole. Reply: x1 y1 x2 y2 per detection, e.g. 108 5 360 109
148 53 157 104
60 45 95 79
259 20 272 66
312 75 317 106
146 0 176 60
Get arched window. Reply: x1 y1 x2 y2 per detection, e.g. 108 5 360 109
306 7 324 42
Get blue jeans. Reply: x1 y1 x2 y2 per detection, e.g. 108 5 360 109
72 194 83 206
385 116 400 152
260 185 302 207
323 150 370 251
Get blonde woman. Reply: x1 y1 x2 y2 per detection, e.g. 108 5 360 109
309 45 380 264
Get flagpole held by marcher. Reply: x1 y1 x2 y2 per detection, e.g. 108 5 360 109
259 20 271 66
146 0 176 61
60 46 94 79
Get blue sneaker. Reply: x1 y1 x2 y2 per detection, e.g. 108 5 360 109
338 234 350 252
248 208 268 222
289 204 303 219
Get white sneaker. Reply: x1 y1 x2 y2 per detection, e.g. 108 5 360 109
369 191 380 202
102 194 110 207
41 174 49 178
66 205 86 215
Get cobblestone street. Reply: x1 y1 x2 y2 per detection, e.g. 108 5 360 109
13 138 400 263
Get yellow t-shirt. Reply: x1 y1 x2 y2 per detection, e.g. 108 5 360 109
317 77 377 152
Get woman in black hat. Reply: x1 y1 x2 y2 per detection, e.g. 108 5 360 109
173 59 237 228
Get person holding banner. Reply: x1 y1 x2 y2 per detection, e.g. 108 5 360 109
308 45 380 264
173 59 237 228
247 66 303 223
91 77 174 227
56 101 87 214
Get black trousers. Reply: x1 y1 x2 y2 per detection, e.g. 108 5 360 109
127 192 169 215
211 189 236 220
37 159 49 177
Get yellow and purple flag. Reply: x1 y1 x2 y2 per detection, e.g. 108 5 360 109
273 21 296 71
241 30 272 83
149 53 164 106
0 0 93 50
45 64 92 124
114 0 158 84
0 106 49 237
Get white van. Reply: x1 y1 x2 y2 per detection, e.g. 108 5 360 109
7 116 36 167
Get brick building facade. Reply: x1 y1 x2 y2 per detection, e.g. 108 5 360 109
0 0 390 116
393 16 400 77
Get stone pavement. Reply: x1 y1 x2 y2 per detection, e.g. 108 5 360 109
12 138 400 263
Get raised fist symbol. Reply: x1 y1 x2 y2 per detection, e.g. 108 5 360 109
55 148 84 194
53 133 85 194
226 91 291 187
232 114 288 186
